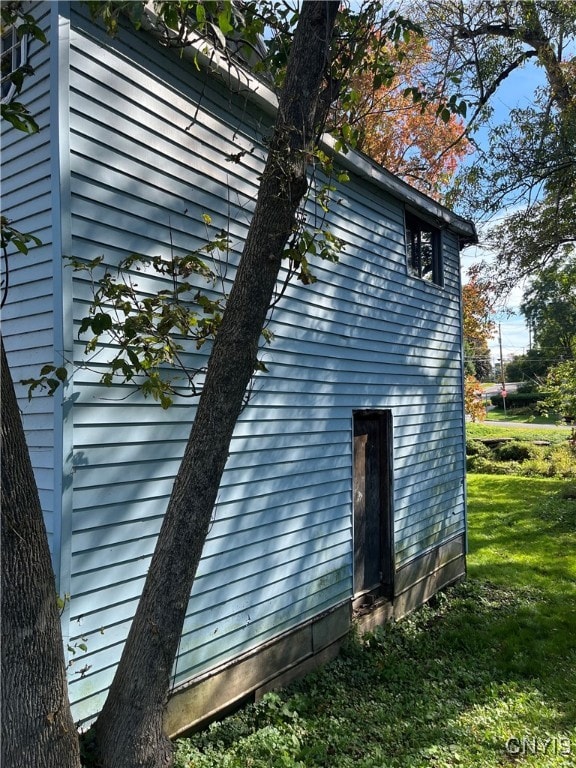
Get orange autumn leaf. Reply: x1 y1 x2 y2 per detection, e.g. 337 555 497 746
348 35 472 201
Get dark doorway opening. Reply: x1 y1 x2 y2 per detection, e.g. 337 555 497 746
353 410 394 601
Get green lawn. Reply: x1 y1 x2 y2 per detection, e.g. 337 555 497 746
485 409 562 425
467 422 572 445
174 476 576 768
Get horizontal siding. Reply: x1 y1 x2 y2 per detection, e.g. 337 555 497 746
65 7 466 724
1 3 56 549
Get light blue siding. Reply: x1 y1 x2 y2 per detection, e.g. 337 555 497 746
63 14 468 704
1 3 58 553
6 2 469 726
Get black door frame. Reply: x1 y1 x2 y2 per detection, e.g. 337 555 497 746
352 409 395 601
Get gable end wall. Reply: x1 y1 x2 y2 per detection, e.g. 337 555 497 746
7 3 467 727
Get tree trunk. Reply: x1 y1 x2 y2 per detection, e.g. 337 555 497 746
519 1 574 115
94 3 340 766
1 337 81 768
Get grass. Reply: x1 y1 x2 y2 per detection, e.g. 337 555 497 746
466 423 575 478
467 422 571 445
485 409 562 425
174 476 576 768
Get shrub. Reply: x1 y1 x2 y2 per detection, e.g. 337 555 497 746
490 392 550 409
494 441 538 462
466 438 491 457
546 445 576 479
468 443 576 478
467 456 523 475
516 381 540 394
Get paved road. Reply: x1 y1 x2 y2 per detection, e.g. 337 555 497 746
477 382 572 430
482 382 520 397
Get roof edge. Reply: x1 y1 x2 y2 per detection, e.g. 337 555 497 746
141 7 478 245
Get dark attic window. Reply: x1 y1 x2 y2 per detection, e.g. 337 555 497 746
405 211 444 287
1 21 28 103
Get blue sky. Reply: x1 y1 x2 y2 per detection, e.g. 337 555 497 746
459 58 547 365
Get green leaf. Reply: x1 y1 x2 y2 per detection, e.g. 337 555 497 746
47 378 60 396
217 9 234 36
1 101 39 134
21 378 39 401
91 313 113 334
78 317 92 336
163 3 179 30
127 349 140 368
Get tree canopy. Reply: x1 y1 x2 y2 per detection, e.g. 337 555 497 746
338 31 471 200
462 278 495 381
417 0 576 292
522 261 576 363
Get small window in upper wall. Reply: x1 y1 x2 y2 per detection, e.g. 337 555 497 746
405 212 443 286
1 22 28 103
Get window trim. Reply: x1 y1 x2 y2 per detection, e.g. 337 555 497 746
404 210 444 287
1 20 28 104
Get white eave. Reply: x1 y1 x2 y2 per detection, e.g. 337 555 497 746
142 6 478 247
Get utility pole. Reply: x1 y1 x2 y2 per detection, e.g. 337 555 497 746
499 323 507 416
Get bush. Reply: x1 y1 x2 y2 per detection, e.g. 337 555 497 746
466 438 491 457
490 392 550 409
522 453 575 478
467 456 523 475
467 442 576 478
516 381 540 394
545 445 576 478
494 441 538 462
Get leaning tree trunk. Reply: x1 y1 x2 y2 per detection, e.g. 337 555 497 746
94 3 340 766
1 337 81 768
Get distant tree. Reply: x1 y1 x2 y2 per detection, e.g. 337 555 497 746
505 348 549 383
521 261 576 364
464 373 486 421
341 32 471 200
544 360 576 423
463 339 476 376
462 279 495 380
419 0 576 292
